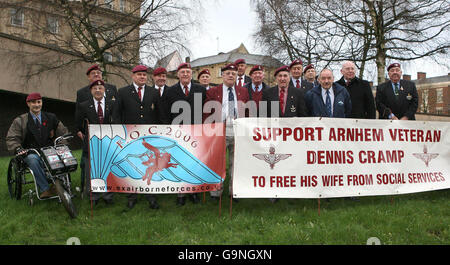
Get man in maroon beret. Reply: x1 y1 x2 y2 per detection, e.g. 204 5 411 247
75 80 117 205
6 93 68 199
115 64 162 210
289 59 313 93
234 59 251 87
204 63 249 201
244 65 268 113
262 65 307 118
376 63 418 120
164 62 206 206
76 64 118 195
198 69 211 90
152 67 167 98
303 64 318 87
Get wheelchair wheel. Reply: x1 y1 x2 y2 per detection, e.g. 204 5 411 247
7 159 23 200
55 179 77 219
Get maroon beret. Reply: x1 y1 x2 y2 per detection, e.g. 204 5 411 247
89 79 105 89
249 65 264 75
387 63 401 71
303 64 315 73
177 63 191 71
132 65 148 73
289 59 303 69
153 67 167 76
26 93 42 102
274 65 290 77
86 64 101 75
234 59 246 65
197 69 211 79
221 63 237 72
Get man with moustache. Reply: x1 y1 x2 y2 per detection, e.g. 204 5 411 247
234 59 252 87
289 59 313 93
152 67 168 99
76 64 118 194
262 65 308 118
6 93 68 199
164 62 206 206
336 61 376 119
305 68 352 118
198 69 212 90
75 80 116 205
376 63 418 120
115 65 161 210
204 63 249 201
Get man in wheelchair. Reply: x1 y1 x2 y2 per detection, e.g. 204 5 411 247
6 93 68 198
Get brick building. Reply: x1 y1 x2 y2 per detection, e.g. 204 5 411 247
403 72 450 116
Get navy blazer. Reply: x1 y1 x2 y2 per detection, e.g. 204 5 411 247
305 83 352 118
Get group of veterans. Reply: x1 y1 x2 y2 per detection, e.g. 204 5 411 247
5 58 418 209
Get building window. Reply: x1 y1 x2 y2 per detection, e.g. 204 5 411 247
436 88 443 104
10 8 24 27
119 0 126 12
104 52 113 62
47 16 59 34
421 89 429 113
105 0 114 9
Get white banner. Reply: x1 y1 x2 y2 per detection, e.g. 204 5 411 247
232 118 450 198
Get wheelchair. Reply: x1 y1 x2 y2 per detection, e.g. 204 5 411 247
7 134 78 218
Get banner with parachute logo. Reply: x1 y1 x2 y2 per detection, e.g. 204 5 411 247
89 124 226 194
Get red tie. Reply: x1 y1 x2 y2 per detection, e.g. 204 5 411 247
280 87 286 116
138 86 142 101
296 79 300 89
97 101 104 124
238 77 243 87
184 85 189 97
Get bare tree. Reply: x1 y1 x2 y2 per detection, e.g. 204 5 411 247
252 0 450 83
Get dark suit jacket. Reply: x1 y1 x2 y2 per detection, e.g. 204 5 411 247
375 79 418 120
22 112 63 149
164 82 206 125
75 98 116 154
336 76 376 119
114 84 161 124
289 78 313 94
204 84 249 122
261 85 307 117
76 83 117 106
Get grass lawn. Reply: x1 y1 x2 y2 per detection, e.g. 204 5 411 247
0 150 448 245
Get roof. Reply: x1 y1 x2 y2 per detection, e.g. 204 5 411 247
412 74 450 85
190 52 283 68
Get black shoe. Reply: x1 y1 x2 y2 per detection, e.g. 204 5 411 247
149 200 159 209
189 194 200 204
346 197 360 202
127 199 137 209
210 196 220 201
104 199 114 205
232 198 239 203
176 197 186 206
269 198 278 204
92 199 100 206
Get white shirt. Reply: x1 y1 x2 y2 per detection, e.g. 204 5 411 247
181 82 191 95
155 85 165 97
222 84 238 121
236 75 246 86
291 77 302 87
93 97 105 118
133 83 145 101
321 87 334 115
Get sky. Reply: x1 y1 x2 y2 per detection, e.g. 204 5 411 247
185 0 449 81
